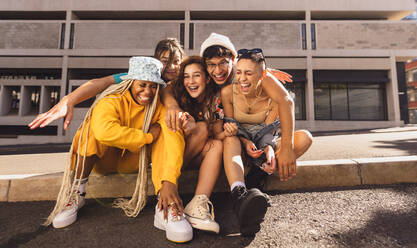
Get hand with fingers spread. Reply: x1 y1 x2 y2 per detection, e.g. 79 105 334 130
261 145 277 175
276 146 297 181
158 181 183 220
165 106 183 132
267 68 293 84
28 96 74 130
223 122 238 137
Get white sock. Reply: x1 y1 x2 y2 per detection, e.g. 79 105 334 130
74 178 88 193
230 181 246 191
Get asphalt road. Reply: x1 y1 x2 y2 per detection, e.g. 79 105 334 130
2 184 417 248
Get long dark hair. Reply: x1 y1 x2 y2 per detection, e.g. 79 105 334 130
173 56 217 125
153 38 185 81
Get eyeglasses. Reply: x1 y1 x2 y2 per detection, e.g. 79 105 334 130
237 48 264 57
206 59 231 71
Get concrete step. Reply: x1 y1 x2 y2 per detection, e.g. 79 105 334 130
1 156 417 202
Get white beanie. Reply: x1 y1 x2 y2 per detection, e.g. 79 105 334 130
199 33 237 58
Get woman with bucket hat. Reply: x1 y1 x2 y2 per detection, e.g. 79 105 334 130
45 56 193 243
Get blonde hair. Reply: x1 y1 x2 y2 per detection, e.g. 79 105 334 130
44 79 160 225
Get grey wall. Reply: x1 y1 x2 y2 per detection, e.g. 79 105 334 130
0 22 61 49
316 22 417 50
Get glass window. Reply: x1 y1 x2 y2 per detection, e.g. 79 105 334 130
314 82 387 120
285 82 306 120
330 84 348 120
314 83 331 120
408 88 416 102
349 88 385 120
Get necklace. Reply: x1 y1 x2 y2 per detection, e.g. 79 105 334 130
238 81 263 114
242 95 259 113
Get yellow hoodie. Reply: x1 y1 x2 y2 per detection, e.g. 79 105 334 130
72 90 184 194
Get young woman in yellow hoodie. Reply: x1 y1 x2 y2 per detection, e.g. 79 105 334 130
46 56 193 243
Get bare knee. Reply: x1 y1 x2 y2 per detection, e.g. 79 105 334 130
294 130 313 156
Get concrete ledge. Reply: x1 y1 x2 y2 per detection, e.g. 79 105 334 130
266 159 361 191
8 173 62 202
2 156 417 202
0 180 9 201
354 156 417 185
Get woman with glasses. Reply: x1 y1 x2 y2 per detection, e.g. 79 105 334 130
221 48 313 234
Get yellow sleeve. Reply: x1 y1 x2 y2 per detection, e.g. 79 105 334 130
151 105 185 193
90 98 153 153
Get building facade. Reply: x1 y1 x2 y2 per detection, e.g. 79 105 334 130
0 0 416 145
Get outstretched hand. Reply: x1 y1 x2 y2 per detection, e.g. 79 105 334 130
267 68 293 84
28 96 74 130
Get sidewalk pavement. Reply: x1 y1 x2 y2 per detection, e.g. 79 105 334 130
1 126 417 202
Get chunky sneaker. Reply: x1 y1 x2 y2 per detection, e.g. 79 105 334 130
52 191 86 228
153 204 193 243
184 194 220 234
231 186 269 236
245 165 269 191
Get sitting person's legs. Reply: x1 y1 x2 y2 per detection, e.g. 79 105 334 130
184 138 222 233
223 136 269 236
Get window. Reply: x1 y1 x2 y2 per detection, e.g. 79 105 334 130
282 70 306 120
314 82 387 121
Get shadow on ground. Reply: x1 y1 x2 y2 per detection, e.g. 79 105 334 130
332 185 417 247
0 193 255 248
372 138 417 155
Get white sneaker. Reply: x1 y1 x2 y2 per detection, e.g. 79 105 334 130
184 194 220 234
153 204 193 243
52 192 85 228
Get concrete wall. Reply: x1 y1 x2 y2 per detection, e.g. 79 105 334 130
194 22 302 51
74 22 181 49
0 0 414 12
0 22 61 49
315 22 417 50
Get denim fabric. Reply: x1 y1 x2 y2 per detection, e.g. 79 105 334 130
224 117 281 169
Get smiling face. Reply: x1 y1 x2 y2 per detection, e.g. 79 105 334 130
236 58 263 95
205 56 233 85
183 63 208 102
131 80 158 105
158 50 182 82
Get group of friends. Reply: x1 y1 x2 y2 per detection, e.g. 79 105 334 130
28 33 313 243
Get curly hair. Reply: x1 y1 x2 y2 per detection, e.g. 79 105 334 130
172 56 217 127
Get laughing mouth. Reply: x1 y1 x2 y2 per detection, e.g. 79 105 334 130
187 86 199 92
240 83 251 91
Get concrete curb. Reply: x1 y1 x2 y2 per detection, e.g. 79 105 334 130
1 156 417 202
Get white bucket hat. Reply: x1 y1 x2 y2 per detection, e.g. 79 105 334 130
120 56 166 87
200 33 237 58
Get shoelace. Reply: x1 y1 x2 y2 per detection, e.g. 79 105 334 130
196 197 215 220
65 191 82 207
